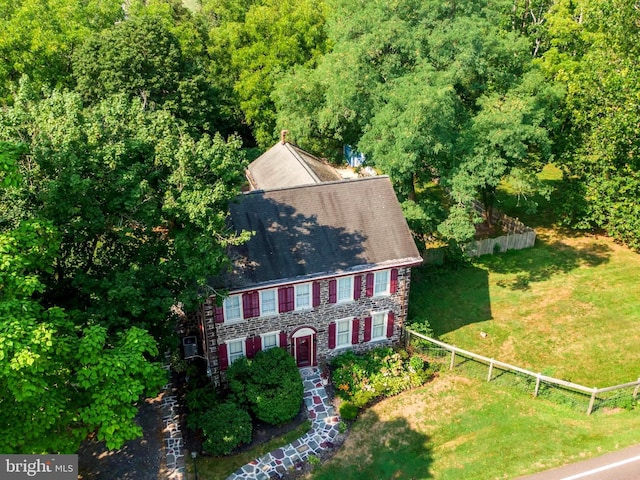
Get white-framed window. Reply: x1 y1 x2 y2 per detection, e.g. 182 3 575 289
224 294 243 322
371 312 387 340
374 270 390 297
337 276 353 303
295 283 311 310
261 331 279 350
336 318 352 348
227 338 245 364
260 289 277 317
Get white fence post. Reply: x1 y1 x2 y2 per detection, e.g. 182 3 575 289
534 373 542 397
587 389 597 415
406 329 639 416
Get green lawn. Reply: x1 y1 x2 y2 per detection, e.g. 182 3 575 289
309 374 640 480
410 230 640 386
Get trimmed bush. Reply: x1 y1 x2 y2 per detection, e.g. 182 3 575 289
185 383 219 414
339 401 359 420
199 402 252 455
227 347 303 425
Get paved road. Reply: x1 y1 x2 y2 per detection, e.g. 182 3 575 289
518 444 640 480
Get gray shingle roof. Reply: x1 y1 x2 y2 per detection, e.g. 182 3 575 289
246 142 343 190
222 176 422 289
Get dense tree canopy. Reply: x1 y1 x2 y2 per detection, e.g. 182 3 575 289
275 0 561 241
205 0 330 146
0 79 248 451
1 0 640 456
541 0 640 250
0 0 124 100
72 14 226 134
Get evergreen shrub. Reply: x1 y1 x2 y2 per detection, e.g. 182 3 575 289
227 347 303 425
200 401 252 455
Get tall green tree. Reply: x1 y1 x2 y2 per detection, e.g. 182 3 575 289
0 144 166 453
0 83 249 451
205 0 329 146
72 14 224 134
276 0 559 241
0 0 123 100
542 0 640 250
1 82 248 334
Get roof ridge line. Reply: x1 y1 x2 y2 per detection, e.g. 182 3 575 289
284 143 322 183
241 175 389 195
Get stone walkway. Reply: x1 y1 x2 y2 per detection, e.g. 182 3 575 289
226 367 341 480
161 361 186 480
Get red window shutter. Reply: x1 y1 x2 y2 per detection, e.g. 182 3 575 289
328 322 336 349
328 279 337 303
248 291 260 317
365 273 374 297
214 305 224 323
278 286 294 312
386 311 395 338
390 269 399 294
254 335 262 353
313 281 321 307
351 318 360 345
278 288 286 312
286 286 294 311
245 337 255 359
254 292 261 316
242 293 254 319
279 331 288 348
353 275 362 300
218 344 228 371
363 316 372 342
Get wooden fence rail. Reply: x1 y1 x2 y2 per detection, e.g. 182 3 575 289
406 329 640 415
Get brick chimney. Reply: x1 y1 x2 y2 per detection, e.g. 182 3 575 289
280 129 289 144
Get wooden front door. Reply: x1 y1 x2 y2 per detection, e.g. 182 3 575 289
295 335 312 367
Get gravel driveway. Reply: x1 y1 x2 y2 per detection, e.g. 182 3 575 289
78 394 167 480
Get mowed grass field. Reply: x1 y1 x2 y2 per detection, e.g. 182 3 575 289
309 374 640 480
309 228 640 479
410 229 640 386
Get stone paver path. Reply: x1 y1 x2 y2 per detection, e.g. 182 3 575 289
226 367 341 480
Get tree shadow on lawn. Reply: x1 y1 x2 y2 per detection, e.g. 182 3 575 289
310 411 433 480
410 232 612 337
410 265 492 336
475 232 612 292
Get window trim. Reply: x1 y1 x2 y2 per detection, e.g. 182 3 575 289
227 337 246 364
223 294 244 323
370 311 388 341
336 275 354 303
294 282 313 311
259 288 278 317
373 270 391 297
335 317 353 349
260 331 279 351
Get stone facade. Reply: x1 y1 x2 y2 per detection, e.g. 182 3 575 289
200 266 414 384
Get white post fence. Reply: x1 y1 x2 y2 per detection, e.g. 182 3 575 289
406 328 640 415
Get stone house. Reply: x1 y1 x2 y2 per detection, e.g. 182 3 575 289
189 137 422 383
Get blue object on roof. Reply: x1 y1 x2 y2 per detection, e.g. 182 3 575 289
344 145 365 168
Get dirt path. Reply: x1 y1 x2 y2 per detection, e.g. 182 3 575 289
78 395 167 480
